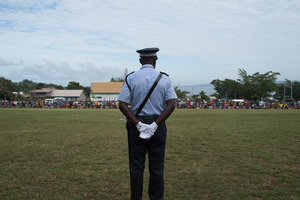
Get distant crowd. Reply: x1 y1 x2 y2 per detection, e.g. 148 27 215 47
1 99 300 109
0 100 118 109
176 100 300 109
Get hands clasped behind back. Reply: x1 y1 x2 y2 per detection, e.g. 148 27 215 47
135 121 158 139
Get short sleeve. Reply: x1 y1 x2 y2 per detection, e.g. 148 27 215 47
118 82 131 104
165 79 178 101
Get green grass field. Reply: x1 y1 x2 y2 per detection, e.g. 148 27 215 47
0 108 299 200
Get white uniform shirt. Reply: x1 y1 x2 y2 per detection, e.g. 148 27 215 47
118 64 177 116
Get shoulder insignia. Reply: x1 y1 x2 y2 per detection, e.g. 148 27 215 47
160 71 169 76
125 71 135 78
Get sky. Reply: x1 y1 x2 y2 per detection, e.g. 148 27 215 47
0 0 299 88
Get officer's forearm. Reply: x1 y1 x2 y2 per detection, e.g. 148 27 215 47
155 99 176 126
119 101 139 125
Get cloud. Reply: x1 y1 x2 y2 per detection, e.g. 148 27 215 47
0 0 300 86
10 59 125 86
0 58 16 66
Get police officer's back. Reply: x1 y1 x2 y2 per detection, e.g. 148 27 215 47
118 47 177 200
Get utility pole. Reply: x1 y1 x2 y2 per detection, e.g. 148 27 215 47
124 68 128 80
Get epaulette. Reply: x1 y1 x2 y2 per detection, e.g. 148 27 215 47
160 71 169 76
126 71 135 78
125 71 135 92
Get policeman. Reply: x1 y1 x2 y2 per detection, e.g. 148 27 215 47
118 47 177 200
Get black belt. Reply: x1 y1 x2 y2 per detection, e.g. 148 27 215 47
137 115 159 122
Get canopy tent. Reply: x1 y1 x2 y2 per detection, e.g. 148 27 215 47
220 98 228 101
231 99 244 102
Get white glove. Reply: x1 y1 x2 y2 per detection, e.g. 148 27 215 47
120 116 128 122
139 131 151 139
135 121 148 133
148 122 158 136
139 122 158 140
136 121 151 139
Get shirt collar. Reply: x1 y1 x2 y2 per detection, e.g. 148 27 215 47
140 64 154 70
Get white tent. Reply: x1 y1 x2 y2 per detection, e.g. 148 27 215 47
231 99 244 102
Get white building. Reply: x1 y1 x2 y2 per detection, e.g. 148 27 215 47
51 90 86 101
90 82 123 101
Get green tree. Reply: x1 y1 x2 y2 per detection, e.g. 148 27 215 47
36 82 46 89
55 85 64 90
66 81 89 96
66 81 81 89
47 83 64 90
18 79 65 92
18 79 36 93
190 94 201 101
110 77 124 82
237 69 280 101
199 90 209 101
174 86 189 100
210 78 241 99
292 81 300 101
0 77 19 100
83 86 91 96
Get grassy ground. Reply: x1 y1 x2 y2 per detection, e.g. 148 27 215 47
0 108 299 199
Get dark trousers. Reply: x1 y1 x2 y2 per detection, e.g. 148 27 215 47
126 118 167 200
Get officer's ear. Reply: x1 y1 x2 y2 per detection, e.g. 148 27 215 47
152 57 156 68
139 58 142 65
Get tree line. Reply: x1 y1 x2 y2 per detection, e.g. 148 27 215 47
1 68 299 102
0 78 91 100
209 69 299 102
175 69 299 102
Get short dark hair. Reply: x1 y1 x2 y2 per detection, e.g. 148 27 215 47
140 56 157 65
